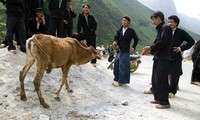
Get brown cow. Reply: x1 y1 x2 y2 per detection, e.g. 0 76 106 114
19 34 100 108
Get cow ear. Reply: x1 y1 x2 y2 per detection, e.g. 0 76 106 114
80 42 88 48
89 46 95 50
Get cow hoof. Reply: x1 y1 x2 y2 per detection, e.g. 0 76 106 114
42 103 50 108
20 96 27 101
46 69 51 74
67 89 73 93
54 96 61 101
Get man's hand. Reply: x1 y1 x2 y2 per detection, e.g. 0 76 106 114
142 46 151 55
69 4 73 10
130 47 135 53
39 14 45 25
112 41 117 47
64 20 68 24
173 47 181 53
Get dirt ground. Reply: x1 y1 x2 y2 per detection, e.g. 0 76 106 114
0 48 199 120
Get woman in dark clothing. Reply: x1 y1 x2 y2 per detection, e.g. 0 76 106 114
63 1 76 37
49 0 66 37
76 4 97 66
191 40 200 85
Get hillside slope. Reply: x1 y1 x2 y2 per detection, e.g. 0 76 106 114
73 0 156 50
0 0 156 50
137 0 200 40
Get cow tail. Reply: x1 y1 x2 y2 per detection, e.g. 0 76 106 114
26 37 34 57
32 35 53 73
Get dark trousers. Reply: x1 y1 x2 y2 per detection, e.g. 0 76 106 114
85 35 96 64
45 15 50 34
63 26 73 37
6 14 26 51
114 52 130 84
169 60 182 94
72 34 96 63
152 60 170 105
191 54 200 82
49 16 64 37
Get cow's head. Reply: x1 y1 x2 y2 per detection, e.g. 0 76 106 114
89 46 101 59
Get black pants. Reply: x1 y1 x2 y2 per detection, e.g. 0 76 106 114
49 16 64 37
169 60 182 94
191 53 200 82
63 26 73 37
6 14 26 51
152 60 170 105
72 34 96 64
85 35 96 64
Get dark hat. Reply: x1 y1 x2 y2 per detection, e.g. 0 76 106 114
123 16 131 22
35 7 43 12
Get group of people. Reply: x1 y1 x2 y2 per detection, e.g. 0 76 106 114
0 0 75 53
0 1 199 109
0 0 97 67
111 11 198 109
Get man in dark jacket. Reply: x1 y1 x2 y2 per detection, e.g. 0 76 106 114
49 0 66 37
142 11 172 109
1 0 26 54
26 8 47 38
63 0 76 37
112 16 139 87
167 15 195 98
76 4 97 66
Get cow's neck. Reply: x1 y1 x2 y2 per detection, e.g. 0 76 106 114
76 49 94 65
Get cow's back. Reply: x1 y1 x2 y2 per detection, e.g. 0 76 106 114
33 34 75 67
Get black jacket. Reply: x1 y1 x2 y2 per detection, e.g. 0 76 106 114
77 13 97 36
49 0 66 18
192 40 200 63
64 8 76 28
29 0 43 18
2 0 25 17
26 18 47 38
150 22 172 60
170 28 195 60
114 26 139 52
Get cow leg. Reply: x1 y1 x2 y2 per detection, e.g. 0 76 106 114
33 62 49 108
63 65 73 92
54 65 72 101
19 58 35 101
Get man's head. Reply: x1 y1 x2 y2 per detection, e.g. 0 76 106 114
82 4 90 15
150 11 164 26
35 8 44 19
168 15 180 29
66 1 72 9
122 16 131 28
